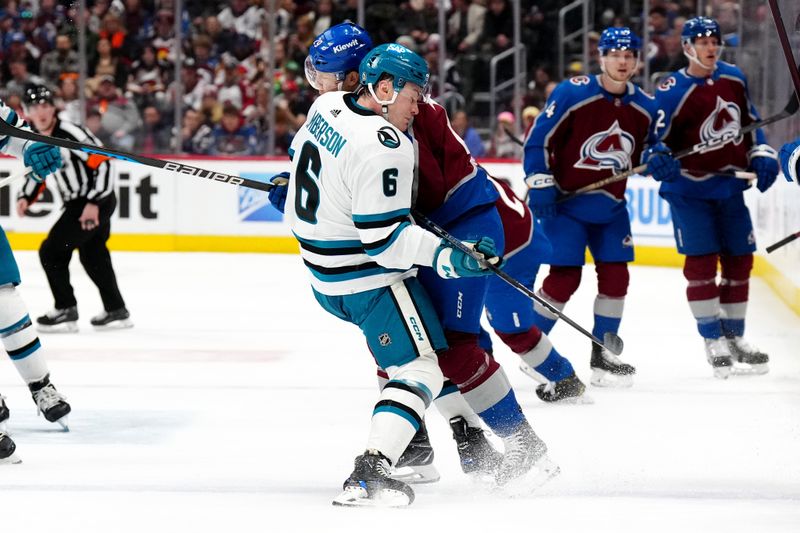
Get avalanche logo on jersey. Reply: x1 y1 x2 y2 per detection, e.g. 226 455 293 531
575 120 635 171
698 96 742 152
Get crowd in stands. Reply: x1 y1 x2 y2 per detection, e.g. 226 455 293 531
0 0 740 158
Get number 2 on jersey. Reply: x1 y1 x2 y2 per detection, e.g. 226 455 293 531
295 142 321 223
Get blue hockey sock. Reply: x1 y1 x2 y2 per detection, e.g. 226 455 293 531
592 314 621 341
697 316 723 339
477 389 526 438
534 348 575 382
721 318 745 337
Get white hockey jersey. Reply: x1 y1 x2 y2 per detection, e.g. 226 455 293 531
286 91 442 296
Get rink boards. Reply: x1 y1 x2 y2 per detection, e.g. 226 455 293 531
1 155 798 314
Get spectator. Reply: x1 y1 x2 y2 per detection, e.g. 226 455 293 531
488 111 519 159
451 110 485 157
218 0 262 41
480 0 514 55
2 32 39 78
447 0 487 53
98 11 137 62
522 106 539 136
167 59 209 112
40 34 80 88
176 108 213 154
88 38 128 93
313 0 335 37
5 59 47 99
133 105 172 154
56 75 82 124
125 44 168 109
209 103 261 156
87 75 142 151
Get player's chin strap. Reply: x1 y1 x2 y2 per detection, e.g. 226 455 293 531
682 42 724 72
367 83 399 122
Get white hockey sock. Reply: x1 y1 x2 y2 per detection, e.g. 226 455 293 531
0 285 49 384
366 353 443 465
433 386 482 428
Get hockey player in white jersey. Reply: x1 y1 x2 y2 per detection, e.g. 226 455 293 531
285 43 501 507
1 97 71 463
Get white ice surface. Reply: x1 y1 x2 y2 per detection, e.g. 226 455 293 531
1 251 799 533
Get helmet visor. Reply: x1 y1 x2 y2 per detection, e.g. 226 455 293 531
305 56 344 93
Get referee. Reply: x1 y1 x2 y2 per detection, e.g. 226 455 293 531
16 85 131 332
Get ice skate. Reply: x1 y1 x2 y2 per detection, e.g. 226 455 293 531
391 421 440 484
726 336 769 375
0 432 21 465
704 337 733 379
36 306 78 333
495 420 559 494
449 416 502 477
332 450 415 507
0 395 9 433
29 376 71 430
533 373 593 404
590 344 635 387
90 307 133 330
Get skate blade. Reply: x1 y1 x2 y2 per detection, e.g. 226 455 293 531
590 369 633 388
712 366 732 379
552 394 595 405
731 363 769 376
36 322 78 334
0 421 7 434
92 319 134 330
54 415 70 432
0 451 22 465
332 486 412 508
390 463 441 484
495 455 560 497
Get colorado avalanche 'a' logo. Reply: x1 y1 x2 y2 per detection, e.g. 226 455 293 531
698 96 742 152
575 120 635 171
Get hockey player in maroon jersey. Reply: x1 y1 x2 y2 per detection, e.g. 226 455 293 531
523 27 679 387
272 23 561 490
652 17 780 378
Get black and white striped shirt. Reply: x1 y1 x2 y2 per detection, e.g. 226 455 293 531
19 119 114 204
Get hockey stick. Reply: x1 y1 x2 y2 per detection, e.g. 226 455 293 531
0 166 32 188
558 87 800 201
767 0 800 96
0 120 273 192
412 209 624 355
766 231 800 253
763 0 800 254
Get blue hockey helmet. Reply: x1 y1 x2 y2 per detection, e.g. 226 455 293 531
681 17 721 44
305 22 373 90
359 43 430 95
598 27 642 55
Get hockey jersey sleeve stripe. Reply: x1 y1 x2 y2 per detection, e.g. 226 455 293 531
352 208 410 229
295 234 365 255
362 221 411 256
373 399 422 430
302 258 406 282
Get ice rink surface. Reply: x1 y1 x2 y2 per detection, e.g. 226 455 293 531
1 251 799 533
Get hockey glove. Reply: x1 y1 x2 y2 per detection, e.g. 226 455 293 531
525 173 557 219
267 172 290 213
23 142 62 182
779 139 799 183
748 144 779 193
433 237 502 279
642 143 680 182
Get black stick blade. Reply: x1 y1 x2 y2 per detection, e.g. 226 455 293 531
603 332 624 356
